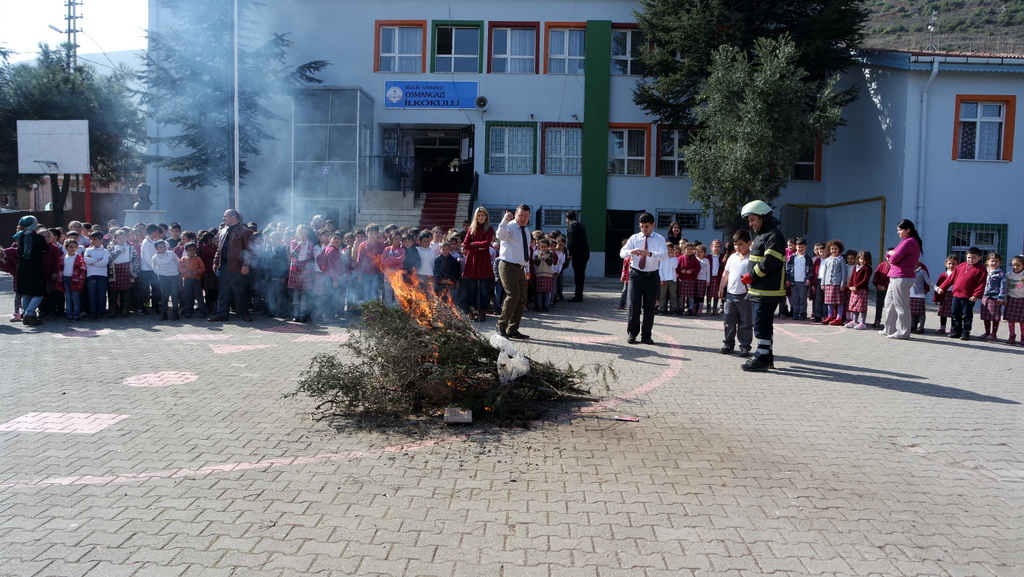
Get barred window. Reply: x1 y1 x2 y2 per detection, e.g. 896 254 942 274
487 122 536 174
948 222 1007 266
657 210 702 230
538 207 578 228
542 123 582 175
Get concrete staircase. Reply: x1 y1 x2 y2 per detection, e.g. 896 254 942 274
354 190 470 231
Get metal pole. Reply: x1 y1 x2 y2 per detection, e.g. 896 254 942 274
232 0 241 211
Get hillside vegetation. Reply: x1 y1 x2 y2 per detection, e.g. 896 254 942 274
864 0 1024 53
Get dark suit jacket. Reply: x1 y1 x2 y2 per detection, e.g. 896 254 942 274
213 223 254 274
566 219 590 259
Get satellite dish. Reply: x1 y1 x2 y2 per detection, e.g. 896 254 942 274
475 95 488 111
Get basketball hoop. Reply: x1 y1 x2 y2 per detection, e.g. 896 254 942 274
33 160 60 174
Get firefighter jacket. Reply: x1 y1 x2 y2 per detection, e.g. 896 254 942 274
747 215 787 303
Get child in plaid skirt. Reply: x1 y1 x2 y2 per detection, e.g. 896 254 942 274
933 255 957 334
909 261 931 333
846 251 872 329
981 253 1007 341
676 242 699 315
1004 255 1024 345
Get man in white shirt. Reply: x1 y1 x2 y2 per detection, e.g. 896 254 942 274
619 212 667 344
495 204 533 340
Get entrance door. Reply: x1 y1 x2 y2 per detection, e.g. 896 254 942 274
605 209 643 277
406 126 474 195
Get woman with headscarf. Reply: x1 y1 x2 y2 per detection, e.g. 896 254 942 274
13 215 50 326
880 218 923 340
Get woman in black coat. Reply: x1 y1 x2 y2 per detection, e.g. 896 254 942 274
13 215 49 326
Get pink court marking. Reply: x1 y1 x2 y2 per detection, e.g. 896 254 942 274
166 334 232 341
258 325 312 334
54 329 114 339
209 344 275 354
122 371 199 387
0 413 129 435
0 310 685 490
293 333 350 343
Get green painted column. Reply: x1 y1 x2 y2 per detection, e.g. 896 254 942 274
581 20 611 252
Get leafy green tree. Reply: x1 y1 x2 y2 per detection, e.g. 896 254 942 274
634 0 868 126
140 0 329 195
683 37 845 238
0 45 146 226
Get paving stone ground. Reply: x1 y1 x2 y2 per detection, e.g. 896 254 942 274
1 274 1022 577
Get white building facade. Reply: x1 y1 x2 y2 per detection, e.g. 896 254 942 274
146 1 1023 276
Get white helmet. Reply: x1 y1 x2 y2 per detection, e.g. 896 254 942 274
741 200 772 217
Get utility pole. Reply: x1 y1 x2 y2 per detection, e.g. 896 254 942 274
51 0 83 70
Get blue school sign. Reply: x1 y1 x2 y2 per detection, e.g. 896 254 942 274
384 81 478 109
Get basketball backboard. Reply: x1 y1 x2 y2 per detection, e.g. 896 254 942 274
17 120 91 174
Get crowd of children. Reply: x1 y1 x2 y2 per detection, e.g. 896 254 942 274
614 225 1024 347
3 211 580 327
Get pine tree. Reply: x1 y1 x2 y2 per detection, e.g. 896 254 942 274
633 0 868 125
139 0 329 195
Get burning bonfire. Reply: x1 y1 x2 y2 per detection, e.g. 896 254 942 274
290 272 610 425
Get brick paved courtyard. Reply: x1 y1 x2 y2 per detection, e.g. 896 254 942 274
1 277 1022 576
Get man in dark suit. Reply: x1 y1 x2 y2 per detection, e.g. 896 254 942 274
209 209 255 322
565 210 590 302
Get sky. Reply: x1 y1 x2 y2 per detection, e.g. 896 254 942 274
0 0 148 66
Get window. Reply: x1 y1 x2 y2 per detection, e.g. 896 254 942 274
947 222 1007 266
546 26 586 74
540 207 578 228
487 206 517 226
376 21 426 73
487 122 536 174
542 123 583 175
791 138 822 181
658 127 695 177
611 28 646 76
433 23 482 73
490 23 538 73
657 210 703 230
608 125 649 176
953 95 1016 161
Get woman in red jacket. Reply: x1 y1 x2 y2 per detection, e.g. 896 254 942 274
461 207 496 322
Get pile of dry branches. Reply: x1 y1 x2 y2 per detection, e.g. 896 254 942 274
289 299 610 425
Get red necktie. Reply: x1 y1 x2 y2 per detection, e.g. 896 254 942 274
638 236 648 269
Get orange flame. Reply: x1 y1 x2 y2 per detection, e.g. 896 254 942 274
385 270 465 328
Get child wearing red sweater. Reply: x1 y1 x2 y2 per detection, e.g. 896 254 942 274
845 251 872 329
935 247 986 341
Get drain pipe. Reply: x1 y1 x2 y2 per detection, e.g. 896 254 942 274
917 59 940 228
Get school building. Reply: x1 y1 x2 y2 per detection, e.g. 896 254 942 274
146 0 1024 276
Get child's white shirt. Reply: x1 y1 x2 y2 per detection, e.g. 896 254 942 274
84 246 110 277
724 253 750 294
697 258 710 282
658 256 676 282
63 253 78 277
415 246 435 277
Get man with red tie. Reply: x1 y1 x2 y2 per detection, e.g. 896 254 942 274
619 212 667 345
